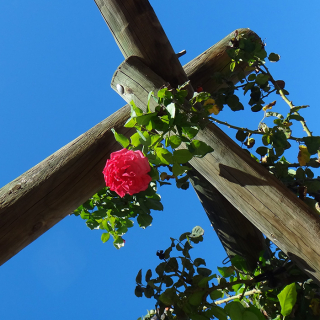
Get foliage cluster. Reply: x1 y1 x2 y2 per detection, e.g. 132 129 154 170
73 31 320 319
136 227 320 320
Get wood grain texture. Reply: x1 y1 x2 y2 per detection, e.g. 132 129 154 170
112 56 270 270
111 56 320 283
0 0 267 268
94 0 188 88
190 123 320 283
0 106 133 265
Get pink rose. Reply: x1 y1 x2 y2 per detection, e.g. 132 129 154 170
103 149 152 198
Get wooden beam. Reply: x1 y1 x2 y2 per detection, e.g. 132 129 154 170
111 53 269 271
0 0 266 268
110 55 320 283
98 0 267 269
0 106 132 265
0 31 262 266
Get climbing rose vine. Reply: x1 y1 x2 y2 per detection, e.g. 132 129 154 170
103 148 152 197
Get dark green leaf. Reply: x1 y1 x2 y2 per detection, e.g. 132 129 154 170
145 269 152 282
136 269 142 284
255 73 269 85
251 104 263 112
188 290 205 306
224 301 245 320
135 113 157 126
144 285 154 298
305 180 320 193
173 149 193 164
256 146 268 156
159 287 178 305
210 290 223 301
165 258 178 272
189 140 214 157
205 306 227 320
268 52 280 62
134 285 143 298
137 214 153 229
303 136 320 155
197 267 212 277
194 258 206 267
236 130 247 142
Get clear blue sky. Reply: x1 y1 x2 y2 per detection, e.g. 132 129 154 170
0 1 319 319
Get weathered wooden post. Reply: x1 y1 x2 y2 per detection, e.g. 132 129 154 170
0 0 319 285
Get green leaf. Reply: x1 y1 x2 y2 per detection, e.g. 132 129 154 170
165 257 179 272
197 267 212 277
194 258 206 267
198 274 217 287
135 113 157 126
101 232 110 243
137 214 153 229
182 126 199 139
251 104 263 112
145 269 152 282
189 140 214 157
242 311 259 320
256 146 268 156
130 101 143 117
268 53 280 62
172 163 190 177
145 198 164 211
305 180 320 193
173 149 193 163
134 285 143 298
236 130 247 142
167 135 182 148
230 61 236 72
217 266 234 278
130 132 141 147
227 94 244 111
303 136 320 154
144 285 154 298
205 306 227 320
136 269 142 284
111 128 130 148
124 117 136 128
189 314 208 320
277 283 297 317
246 306 265 320
155 147 173 165
255 73 270 85
188 290 205 306
210 290 223 301
230 255 248 273
224 301 245 320
159 287 178 305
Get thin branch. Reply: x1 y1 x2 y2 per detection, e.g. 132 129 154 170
257 64 312 137
214 289 261 305
209 117 303 142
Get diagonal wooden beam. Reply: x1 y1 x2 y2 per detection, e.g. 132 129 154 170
0 28 264 267
0 0 267 269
